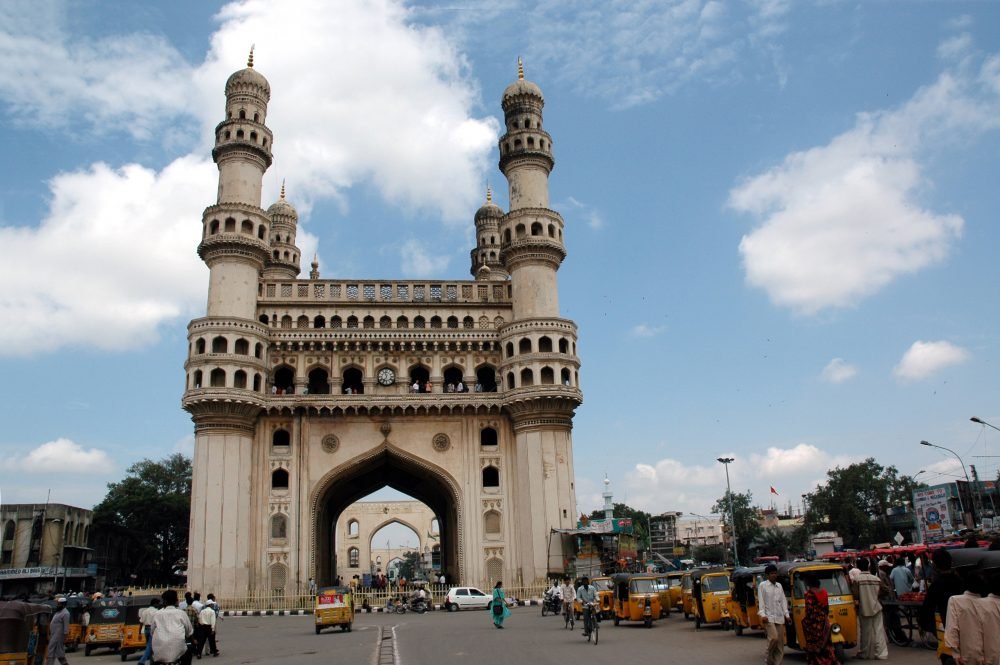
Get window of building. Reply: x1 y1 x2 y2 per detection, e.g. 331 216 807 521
538 336 552 353
314 315 326 329
518 338 531 354
348 520 359 537
271 468 289 489
476 365 497 392
272 429 290 450
480 427 498 447
234 370 248 389
540 366 555 384
212 336 228 353
273 367 295 394
210 368 225 387
234 338 249 355
349 547 360 567
195 338 206 354
341 368 364 394
270 514 287 540
482 466 500 488
484 510 501 536
520 368 533 387
409 366 430 392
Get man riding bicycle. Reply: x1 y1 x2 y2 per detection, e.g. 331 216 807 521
576 577 599 636
559 577 577 624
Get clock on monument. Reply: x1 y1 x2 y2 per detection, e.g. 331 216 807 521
377 368 396 386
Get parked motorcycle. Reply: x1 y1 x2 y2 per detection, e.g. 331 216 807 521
408 597 429 614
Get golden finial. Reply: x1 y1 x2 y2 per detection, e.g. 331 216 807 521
312 253 319 267
517 56 524 81
248 44 255 68
486 185 492 203
280 179 285 200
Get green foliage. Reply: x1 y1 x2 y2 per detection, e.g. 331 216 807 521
91 454 191 586
693 544 725 564
804 457 917 549
712 490 762 565
589 502 651 549
397 550 421 581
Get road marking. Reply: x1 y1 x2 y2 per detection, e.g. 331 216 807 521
374 624 398 665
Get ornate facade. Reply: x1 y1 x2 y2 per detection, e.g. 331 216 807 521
183 53 582 596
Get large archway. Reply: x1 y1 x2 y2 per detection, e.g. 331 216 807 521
311 443 462 585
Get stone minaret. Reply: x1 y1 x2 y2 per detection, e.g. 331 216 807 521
184 49 274 595
262 181 301 280
497 59 581 580
470 187 508 280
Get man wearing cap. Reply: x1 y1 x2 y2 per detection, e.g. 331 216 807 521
47 597 70 665
758 564 790 665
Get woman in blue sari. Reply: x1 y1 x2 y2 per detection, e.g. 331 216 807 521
491 581 511 628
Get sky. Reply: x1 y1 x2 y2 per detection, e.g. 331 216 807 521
2 0 1000 543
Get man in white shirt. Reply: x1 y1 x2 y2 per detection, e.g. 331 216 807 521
150 589 193 665
758 564 790 665
196 600 219 658
136 597 161 665
559 577 577 622
945 580 985 665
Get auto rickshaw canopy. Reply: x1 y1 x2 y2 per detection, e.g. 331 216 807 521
0 600 53 654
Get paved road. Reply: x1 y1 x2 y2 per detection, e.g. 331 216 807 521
83 607 940 665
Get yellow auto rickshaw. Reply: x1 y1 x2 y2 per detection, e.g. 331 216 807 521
692 567 732 629
728 565 766 636
314 586 354 634
653 575 672 617
61 596 89 652
573 576 614 619
120 595 159 661
778 562 857 657
85 597 127 656
681 571 697 619
665 571 684 611
611 573 660 627
0 600 52 665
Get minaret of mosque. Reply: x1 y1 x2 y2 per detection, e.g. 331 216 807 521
470 186 508 280
184 48 275 597
262 180 302 280
199 46 274 317
496 59 581 582
498 57 565 319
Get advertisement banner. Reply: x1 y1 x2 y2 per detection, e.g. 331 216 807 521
913 486 953 543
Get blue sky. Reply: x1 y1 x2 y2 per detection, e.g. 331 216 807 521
2 0 1000 532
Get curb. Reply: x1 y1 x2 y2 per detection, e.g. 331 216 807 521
221 598 543 617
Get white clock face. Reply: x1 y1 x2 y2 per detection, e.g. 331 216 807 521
378 368 395 386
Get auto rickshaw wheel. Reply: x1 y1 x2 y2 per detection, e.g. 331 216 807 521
683 611 690 620
85 645 92 657
644 618 652 628
315 625 322 634
121 650 128 661
695 615 701 629
347 623 352 632
735 623 743 636
613 615 620 626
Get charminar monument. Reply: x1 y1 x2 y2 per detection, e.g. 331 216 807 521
182 51 582 597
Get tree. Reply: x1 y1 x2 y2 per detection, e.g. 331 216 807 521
712 490 762 566
397 550 421 581
693 544 725 564
588 502 651 551
91 454 191 586
804 458 918 549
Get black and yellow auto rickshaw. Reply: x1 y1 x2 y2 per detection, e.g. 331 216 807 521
777 562 857 656
665 571 684 611
610 573 660 627
314 586 354 634
573 576 614 619
681 570 697 619
60 596 90 652
728 566 766 636
937 548 998 664
85 597 127 656
120 595 159 661
691 567 732 629
653 575 672 618
0 600 53 665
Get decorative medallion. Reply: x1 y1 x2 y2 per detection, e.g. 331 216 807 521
321 434 339 453
432 433 451 452
380 422 392 440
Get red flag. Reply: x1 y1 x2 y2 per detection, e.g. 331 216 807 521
770 486 779 495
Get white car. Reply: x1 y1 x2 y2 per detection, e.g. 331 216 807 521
443 586 492 611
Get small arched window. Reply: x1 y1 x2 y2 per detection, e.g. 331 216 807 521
253 373 261 391
480 427 498 447
342 368 363 394
314 315 326 329
281 315 292 329
484 510 501 536
259 314 269 326
414 316 425 329
331 316 342 329
234 370 248 388
561 368 572 386
271 468 289 489
540 366 555 385
209 219 219 234
308 368 330 394
518 338 532 354
558 338 569 353
380 316 392 329
3 519 15 541
463 316 474 329
446 316 458 329
193 370 203 389
239 110 246 120
520 368 534 387
531 222 543 236
430 316 442 329
482 466 500 488
363 316 375 329
396 316 409 329
505 342 514 357
241 220 253 234
234 338 249 355
539 336 552 353
297 315 309 329
272 429 290 448
255 343 263 358
506 372 515 389
349 547 360 567
347 316 359 329
196 338 206 354
210 368 226 387
212 336 228 353
270 514 287 540
348 520 359 537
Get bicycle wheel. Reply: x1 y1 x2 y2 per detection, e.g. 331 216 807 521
593 621 599 645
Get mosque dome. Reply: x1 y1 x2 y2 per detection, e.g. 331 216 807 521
502 58 543 103
225 48 271 98
267 182 297 219
474 193 503 223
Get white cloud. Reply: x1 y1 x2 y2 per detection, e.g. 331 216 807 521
605 442 851 515
938 33 973 61
399 239 451 278
173 434 195 457
821 358 858 384
729 52 1000 314
12 438 114 473
894 340 969 381
0 158 214 354
0 0 500 355
629 324 665 338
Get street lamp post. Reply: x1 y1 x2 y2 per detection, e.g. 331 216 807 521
972 417 1000 434
717 457 739 567
920 440 974 528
